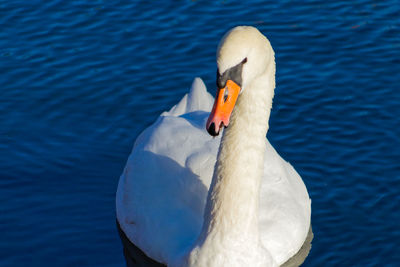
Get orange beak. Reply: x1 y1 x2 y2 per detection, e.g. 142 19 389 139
206 79 241 136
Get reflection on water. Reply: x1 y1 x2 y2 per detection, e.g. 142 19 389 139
118 221 313 267
282 226 313 267
0 0 399 266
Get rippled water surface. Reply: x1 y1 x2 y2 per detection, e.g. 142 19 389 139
1 1 399 266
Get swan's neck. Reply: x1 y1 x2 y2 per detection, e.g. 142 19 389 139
189 64 275 265
206 74 273 241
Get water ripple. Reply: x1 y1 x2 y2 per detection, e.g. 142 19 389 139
0 0 399 266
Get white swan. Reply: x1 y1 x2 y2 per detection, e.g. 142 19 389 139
116 26 311 267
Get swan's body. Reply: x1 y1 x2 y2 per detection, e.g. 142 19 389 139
116 26 311 266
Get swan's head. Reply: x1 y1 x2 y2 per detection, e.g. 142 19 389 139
206 26 274 136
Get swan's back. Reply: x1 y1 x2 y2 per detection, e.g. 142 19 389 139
116 78 219 264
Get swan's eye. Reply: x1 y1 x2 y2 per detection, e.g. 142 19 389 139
224 88 229 102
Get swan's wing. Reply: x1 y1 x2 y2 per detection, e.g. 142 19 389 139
259 141 311 265
116 78 220 265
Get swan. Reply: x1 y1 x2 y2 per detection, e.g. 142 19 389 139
116 26 311 267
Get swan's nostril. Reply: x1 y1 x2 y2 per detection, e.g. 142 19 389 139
223 88 229 103
207 122 219 136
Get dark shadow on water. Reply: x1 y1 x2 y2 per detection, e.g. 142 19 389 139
281 225 313 267
117 219 313 267
117 220 165 267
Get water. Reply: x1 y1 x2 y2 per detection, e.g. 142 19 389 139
0 0 399 266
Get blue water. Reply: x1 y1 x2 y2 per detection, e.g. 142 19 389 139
1 0 399 266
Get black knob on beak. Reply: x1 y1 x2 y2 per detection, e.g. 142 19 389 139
207 122 219 136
